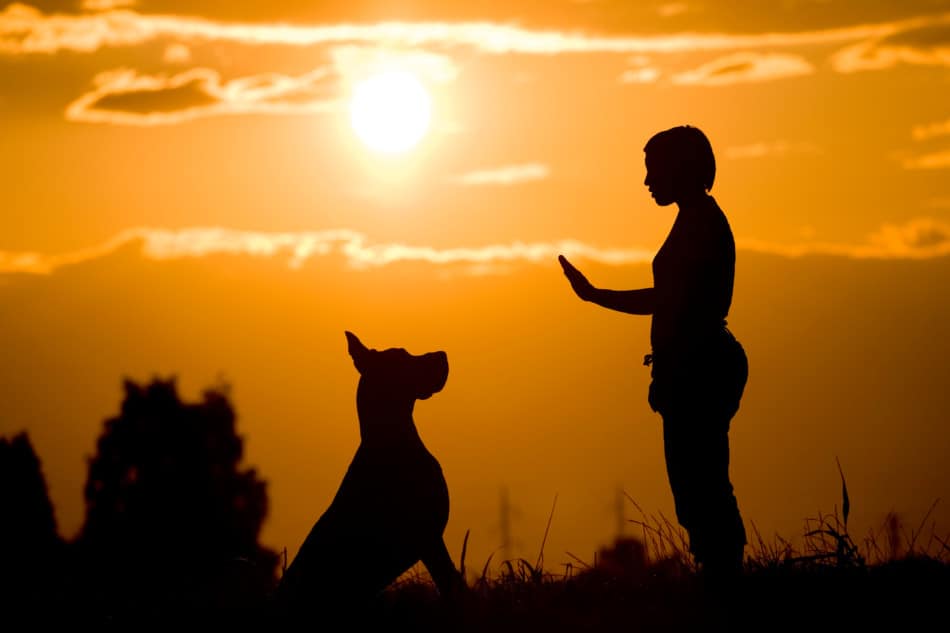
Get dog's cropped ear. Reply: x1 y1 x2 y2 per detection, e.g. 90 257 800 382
345 331 370 373
416 351 449 400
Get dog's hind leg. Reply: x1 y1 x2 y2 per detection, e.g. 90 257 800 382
421 538 466 598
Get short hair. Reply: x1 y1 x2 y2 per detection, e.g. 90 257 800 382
643 125 716 192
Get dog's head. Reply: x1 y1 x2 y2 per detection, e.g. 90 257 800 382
345 331 449 403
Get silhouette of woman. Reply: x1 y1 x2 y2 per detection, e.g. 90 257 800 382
559 125 748 577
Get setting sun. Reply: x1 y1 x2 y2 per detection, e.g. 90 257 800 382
349 70 432 155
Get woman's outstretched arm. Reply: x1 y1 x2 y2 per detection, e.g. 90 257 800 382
558 255 655 315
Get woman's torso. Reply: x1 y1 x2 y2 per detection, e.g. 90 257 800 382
650 195 736 362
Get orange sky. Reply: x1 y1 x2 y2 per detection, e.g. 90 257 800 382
2 1 949 574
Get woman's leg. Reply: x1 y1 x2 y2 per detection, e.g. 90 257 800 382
662 410 745 575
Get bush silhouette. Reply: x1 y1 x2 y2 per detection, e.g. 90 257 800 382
76 377 278 615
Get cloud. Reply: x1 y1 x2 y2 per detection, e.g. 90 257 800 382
0 228 149 275
0 227 654 275
80 0 136 11
901 149 950 170
65 66 338 125
451 163 550 186
866 218 950 256
739 218 950 259
912 117 950 141
162 41 190 63
672 52 814 85
896 116 950 171
65 44 459 126
619 67 661 83
831 18 950 71
619 55 661 83
330 45 459 83
724 140 822 159
2 3 944 57
4 219 950 277
657 3 689 18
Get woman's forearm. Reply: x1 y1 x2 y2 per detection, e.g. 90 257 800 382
588 287 655 315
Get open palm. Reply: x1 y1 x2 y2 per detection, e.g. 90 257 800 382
558 255 594 301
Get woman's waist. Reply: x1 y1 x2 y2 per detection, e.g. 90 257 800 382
650 320 732 349
646 325 741 367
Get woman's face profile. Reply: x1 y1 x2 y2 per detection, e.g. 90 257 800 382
644 153 676 207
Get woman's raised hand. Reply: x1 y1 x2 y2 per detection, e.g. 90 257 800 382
558 255 595 302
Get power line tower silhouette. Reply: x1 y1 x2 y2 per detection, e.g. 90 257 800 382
497 485 522 563
614 484 626 541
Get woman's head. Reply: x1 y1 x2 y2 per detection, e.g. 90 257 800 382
643 125 716 206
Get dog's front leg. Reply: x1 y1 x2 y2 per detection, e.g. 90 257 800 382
422 538 467 598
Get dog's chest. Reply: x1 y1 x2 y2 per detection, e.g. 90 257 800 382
346 442 446 500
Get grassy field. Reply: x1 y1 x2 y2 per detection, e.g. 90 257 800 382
5 500 947 631
362 503 950 632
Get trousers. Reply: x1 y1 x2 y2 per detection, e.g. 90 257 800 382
646 330 749 572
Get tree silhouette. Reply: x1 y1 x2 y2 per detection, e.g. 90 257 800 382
0 431 63 588
76 377 278 617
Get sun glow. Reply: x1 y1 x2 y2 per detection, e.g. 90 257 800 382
349 70 432 155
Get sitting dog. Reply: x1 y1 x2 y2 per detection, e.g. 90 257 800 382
275 331 465 620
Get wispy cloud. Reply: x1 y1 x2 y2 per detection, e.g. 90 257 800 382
866 218 950 256
65 44 459 125
2 3 945 57
80 0 136 11
895 116 950 170
65 67 338 126
724 140 822 159
619 67 662 83
451 163 550 186
657 3 689 19
672 52 814 85
740 218 950 259
0 228 653 275
912 116 950 141
330 45 459 83
0 228 150 275
901 149 950 170
162 42 191 64
831 19 950 71
3 220 949 277
619 55 661 83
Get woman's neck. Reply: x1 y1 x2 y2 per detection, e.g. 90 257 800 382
675 190 712 213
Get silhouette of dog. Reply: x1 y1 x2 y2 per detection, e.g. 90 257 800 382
275 331 465 620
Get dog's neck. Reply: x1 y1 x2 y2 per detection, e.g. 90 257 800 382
355 385 422 446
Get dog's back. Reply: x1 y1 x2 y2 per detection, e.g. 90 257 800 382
275 332 463 620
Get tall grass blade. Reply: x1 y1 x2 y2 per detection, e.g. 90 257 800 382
479 552 495 586
909 498 940 554
536 493 558 571
836 456 850 527
460 529 470 579
565 551 592 570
